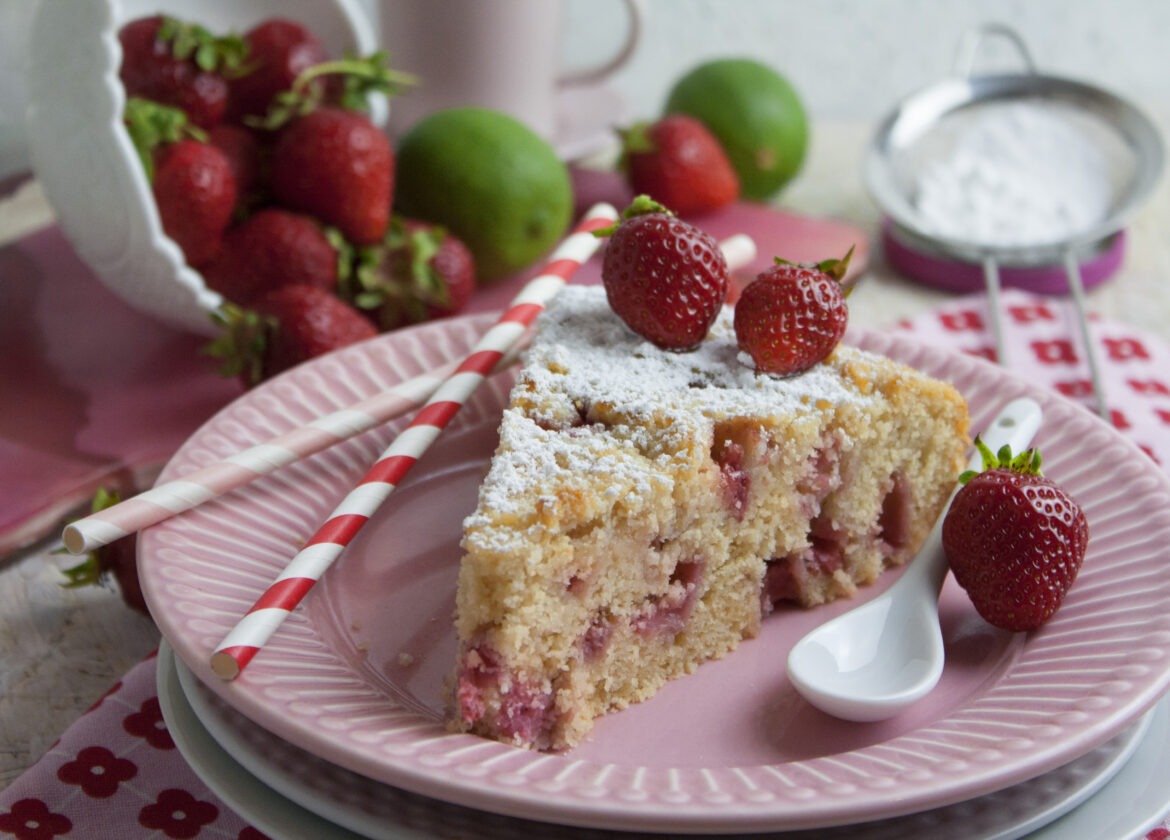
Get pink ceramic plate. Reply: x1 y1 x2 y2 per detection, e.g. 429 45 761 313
139 315 1170 834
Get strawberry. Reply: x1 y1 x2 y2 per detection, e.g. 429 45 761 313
340 218 476 331
942 441 1089 632
597 196 729 350
152 138 237 266
205 285 377 385
621 114 740 216
268 106 393 245
227 18 328 122
118 15 248 129
201 209 338 305
248 53 413 244
60 489 148 616
733 250 852 376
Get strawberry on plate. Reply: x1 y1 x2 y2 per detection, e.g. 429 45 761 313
201 209 338 306
733 250 852 376
597 195 729 351
942 441 1089 632
621 114 740 216
340 217 476 331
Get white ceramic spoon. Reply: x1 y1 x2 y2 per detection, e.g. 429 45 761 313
786 396 1044 722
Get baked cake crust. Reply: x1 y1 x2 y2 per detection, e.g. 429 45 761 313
453 286 970 750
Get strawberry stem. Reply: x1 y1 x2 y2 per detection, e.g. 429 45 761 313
57 488 122 588
774 246 855 283
959 436 1043 483
156 16 250 77
123 98 207 182
248 51 417 130
593 194 673 238
203 304 273 387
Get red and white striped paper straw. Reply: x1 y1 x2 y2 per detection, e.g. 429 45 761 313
60 346 523 556
210 204 620 679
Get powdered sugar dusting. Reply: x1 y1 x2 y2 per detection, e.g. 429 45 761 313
524 286 874 418
463 287 884 550
463 409 675 550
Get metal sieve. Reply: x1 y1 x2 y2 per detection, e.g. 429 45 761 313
864 23 1164 418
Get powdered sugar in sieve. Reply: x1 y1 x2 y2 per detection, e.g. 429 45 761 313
912 100 1117 249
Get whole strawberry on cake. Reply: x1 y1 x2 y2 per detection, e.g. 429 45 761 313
452 200 970 750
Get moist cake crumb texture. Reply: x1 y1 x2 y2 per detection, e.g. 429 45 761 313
451 285 970 750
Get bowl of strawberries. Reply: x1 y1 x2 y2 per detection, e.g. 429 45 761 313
23 0 389 336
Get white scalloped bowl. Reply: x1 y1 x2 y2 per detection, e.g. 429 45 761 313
24 0 383 335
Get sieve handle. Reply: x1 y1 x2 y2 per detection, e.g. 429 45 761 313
980 256 1009 367
954 23 1037 79
1062 252 1110 420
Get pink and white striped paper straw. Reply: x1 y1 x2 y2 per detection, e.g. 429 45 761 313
60 345 524 555
210 204 620 679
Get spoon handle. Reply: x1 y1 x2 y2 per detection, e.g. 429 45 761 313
965 397 1044 471
905 397 1045 595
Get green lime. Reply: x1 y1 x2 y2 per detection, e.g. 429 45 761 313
664 58 808 200
393 107 573 282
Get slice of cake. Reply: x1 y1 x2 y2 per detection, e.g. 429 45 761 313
452 285 969 750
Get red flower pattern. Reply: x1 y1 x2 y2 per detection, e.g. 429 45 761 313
122 697 175 750
1031 339 1078 365
1054 379 1093 398
0 799 72 840
1007 303 1056 323
1104 337 1151 361
138 789 218 839
57 746 137 798
1128 378 1170 396
940 310 983 331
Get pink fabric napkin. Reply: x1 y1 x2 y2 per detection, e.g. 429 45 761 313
4 289 1170 839
0 651 266 840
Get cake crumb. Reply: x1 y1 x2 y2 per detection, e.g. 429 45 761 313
398 652 415 667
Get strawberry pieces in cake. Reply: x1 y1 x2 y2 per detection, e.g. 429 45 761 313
597 196 730 351
942 441 1089 632
733 249 852 376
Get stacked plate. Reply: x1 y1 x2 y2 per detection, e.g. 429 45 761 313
142 314 1170 839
